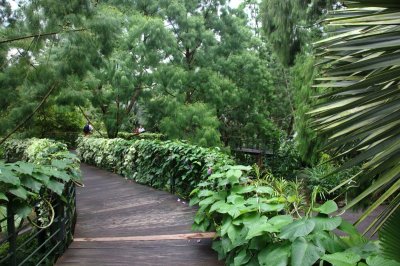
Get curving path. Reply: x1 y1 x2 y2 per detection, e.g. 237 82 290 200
56 164 222 266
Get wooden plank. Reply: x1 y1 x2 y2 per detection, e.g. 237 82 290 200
57 239 222 265
74 232 216 242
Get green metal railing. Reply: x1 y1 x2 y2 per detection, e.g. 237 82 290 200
0 183 76 266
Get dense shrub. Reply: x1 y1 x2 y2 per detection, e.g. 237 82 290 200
116 132 166 141
301 154 360 202
77 137 233 197
191 166 395 266
2 138 68 163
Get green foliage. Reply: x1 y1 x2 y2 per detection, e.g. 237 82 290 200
116 132 166 141
76 137 233 198
160 102 222 148
302 153 360 201
0 138 81 223
264 139 303 180
379 207 400 263
312 1 400 231
190 166 390 266
260 0 333 66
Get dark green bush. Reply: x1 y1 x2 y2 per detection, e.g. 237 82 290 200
116 132 166 141
77 137 234 198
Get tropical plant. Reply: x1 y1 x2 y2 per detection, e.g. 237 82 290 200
311 1 400 232
190 165 398 266
0 138 81 223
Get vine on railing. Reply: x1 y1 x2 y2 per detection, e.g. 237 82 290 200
0 138 81 265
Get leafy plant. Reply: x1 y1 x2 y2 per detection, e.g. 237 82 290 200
0 138 81 223
190 166 399 266
302 153 360 201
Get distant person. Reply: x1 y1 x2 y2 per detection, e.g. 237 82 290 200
138 126 145 133
83 122 93 136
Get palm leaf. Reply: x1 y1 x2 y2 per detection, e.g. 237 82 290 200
312 0 400 232
379 206 400 262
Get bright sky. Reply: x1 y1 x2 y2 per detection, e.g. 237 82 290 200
229 0 243 8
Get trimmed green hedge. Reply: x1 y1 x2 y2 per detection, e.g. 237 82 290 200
117 132 166 141
77 137 233 197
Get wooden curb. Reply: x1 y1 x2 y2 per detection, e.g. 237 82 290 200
74 232 216 242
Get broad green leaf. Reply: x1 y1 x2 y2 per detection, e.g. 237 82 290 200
258 243 290 266
31 171 50 184
234 249 251 266
51 159 69 169
46 179 65 195
221 217 233 236
21 176 43 192
322 252 362 266
311 216 342 231
291 237 325 266
313 200 338 214
338 219 362 237
9 186 28 200
227 224 248 248
260 203 285 213
0 193 8 201
0 167 20 186
255 186 274 194
15 205 32 218
312 231 347 254
209 200 230 213
245 216 270 239
16 162 34 175
268 215 294 229
198 189 214 198
366 255 400 266
231 185 255 194
279 218 316 240
227 194 245 204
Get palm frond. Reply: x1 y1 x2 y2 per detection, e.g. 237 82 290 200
312 0 400 230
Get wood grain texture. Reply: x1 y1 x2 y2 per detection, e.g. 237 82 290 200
56 164 222 266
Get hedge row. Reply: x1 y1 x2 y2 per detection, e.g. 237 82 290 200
77 137 234 197
116 132 166 141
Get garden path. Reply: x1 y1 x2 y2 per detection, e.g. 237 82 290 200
56 164 222 266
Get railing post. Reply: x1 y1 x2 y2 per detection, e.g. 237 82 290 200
170 175 175 194
56 195 65 253
7 200 17 266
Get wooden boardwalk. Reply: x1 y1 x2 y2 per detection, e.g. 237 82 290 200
56 164 222 266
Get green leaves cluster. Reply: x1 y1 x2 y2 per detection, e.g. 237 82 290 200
76 137 233 198
190 166 397 266
0 138 81 218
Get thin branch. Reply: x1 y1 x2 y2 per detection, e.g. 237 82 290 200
0 28 86 45
0 83 58 145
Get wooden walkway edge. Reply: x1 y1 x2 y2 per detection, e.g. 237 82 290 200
56 164 222 266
